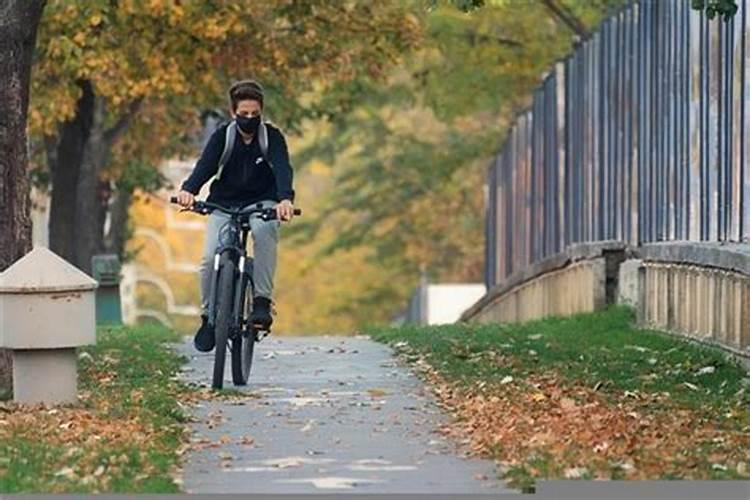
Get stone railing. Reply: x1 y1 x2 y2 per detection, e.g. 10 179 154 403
463 241 750 363
462 241 628 324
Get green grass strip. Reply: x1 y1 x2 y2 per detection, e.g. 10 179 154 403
0 323 190 493
370 307 748 414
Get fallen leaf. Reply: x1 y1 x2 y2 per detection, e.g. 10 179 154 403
593 441 609 453
564 467 588 479
59 421 75 430
273 457 304 468
560 398 577 410
625 345 648 353
54 467 77 479
696 366 716 376
737 462 747 475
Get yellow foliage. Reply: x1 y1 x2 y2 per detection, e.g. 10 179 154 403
125 150 407 334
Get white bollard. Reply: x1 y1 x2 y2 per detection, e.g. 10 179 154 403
0 247 97 404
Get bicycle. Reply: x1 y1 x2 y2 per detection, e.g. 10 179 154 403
170 197 301 389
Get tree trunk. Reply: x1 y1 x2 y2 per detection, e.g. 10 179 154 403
0 0 47 396
48 79 95 264
73 97 110 274
49 86 140 273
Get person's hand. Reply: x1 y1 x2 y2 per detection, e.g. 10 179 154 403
276 199 294 222
176 190 195 208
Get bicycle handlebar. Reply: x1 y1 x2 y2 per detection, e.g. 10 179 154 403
169 196 302 219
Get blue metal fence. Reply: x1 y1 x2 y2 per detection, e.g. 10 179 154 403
486 0 750 287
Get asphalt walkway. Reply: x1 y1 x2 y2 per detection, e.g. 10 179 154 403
176 335 512 494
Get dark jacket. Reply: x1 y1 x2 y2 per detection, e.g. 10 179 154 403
181 122 295 206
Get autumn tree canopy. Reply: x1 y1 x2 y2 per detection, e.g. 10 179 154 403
30 0 421 272
283 0 625 328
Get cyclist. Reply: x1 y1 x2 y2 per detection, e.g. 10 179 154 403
175 80 295 352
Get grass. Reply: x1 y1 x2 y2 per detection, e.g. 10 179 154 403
370 307 750 490
0 323 192 493
371 307 749 411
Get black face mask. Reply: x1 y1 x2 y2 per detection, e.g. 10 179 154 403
236 114 261 135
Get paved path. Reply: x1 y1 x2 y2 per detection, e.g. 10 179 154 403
176 335 512 494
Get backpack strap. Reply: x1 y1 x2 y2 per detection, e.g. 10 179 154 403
215 120 274 181
214 121 237 181
257 121 277 170
258 121 271 166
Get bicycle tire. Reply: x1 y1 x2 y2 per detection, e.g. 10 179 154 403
232 278 255 385
212 253 235 390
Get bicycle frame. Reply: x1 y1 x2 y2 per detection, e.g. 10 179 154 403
207 216 254 340
169 197 300 337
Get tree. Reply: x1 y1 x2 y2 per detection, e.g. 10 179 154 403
30 1 421 272
289 0 623 327
0 0 47 394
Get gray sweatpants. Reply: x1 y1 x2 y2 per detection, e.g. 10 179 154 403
199 200 279 316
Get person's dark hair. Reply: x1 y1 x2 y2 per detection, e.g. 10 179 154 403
228 80 264 111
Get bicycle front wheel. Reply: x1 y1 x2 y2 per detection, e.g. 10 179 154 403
213 253 236 390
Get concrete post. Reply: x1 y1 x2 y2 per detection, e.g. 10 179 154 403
0 247 97 404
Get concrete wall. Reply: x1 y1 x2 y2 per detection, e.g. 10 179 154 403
470 259 606 324
462 241 627 325
463 240 750 361
624 242 750 359
639 263 749 356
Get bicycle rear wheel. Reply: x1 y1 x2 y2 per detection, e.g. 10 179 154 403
231 328 255 385
213 253 236 390
232 280 255 385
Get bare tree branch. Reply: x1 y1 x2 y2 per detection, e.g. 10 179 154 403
540 0 590 40
103 97 143 145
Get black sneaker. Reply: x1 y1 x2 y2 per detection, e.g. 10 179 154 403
249 296 273 330
193 315 215 352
